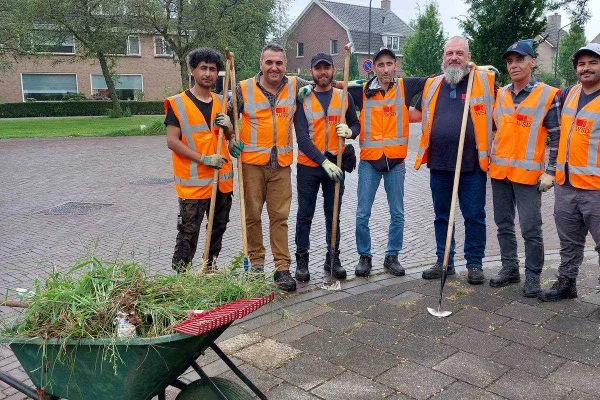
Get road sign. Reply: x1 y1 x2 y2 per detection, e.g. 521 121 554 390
362 59 373 73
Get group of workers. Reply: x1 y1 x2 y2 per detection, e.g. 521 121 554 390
164 36 600 303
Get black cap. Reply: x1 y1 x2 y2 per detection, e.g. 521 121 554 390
503 39 535 58
311 53 334 68
373 48 396 62
572 42 600 67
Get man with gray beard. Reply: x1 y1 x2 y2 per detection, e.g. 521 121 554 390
414 36 496 285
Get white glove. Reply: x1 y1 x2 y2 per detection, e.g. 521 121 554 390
537 173 555 192
214 113 233 132
297 85 312 101
201 154 228 169
336 123 352 138
321 159 344 182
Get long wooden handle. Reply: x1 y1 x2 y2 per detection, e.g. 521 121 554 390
442 66 476 268
330 43 352 256
1 300 29 308
225 50 248 258
203 58 231 270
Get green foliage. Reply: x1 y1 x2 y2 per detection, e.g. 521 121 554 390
402 2 446 77
349 53 360 80
536 72 563 87
0 101 163 118
557 24 586 85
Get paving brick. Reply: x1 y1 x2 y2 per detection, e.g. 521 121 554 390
488 369 571 400
538 298 599 318
268 353 344 391
345 322 408 349
543 314 600 342
219 363 283 393
563 390 600 400
357 302 420 326
305 310 368 334
254 317 301 337
433 351 509 389
448 307 510 332
310 291 352 305
496 301 557 325
376 361 455 400
234 339 301 370
387 335 458 367
453 291 512 311
310 370 391 400
431 381 504 399
290 304 332 323
264 383 322 400
580 291 600 306
329 345 401 379
400 313 462 340
344 281 384 295
492 319 560 349
441 327 510 357
272 323 320 344
488 342 566 378
326 292 385 313
548 361 600 395
292 330 359 360
544 336 600 367
385 290 425 306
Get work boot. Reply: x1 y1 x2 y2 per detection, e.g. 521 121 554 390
383 255 405 276
489 265 520 288
250 263 264 274
295 252 310 282
274 270 297 292
355 255 372 277
538 276 577 302
422 263 455 280
324 251 347 280
467 266 485 285
522 274 541 298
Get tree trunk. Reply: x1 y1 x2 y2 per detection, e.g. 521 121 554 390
179 56 190 90
97 51 122 115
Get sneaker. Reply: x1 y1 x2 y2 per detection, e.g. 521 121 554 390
355 255 372 277
538 276 577 302
295 252 310 282
522 274 541 298
467 266 485 285
274 270 297 292
324 251 347 279
489 265 520 288
383 255 405 276
422 263 456 280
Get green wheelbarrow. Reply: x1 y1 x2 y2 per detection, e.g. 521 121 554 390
0 293 274 400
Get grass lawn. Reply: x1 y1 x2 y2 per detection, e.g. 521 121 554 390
0 115 166 139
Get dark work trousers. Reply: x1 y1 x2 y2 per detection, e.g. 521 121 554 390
295 164 345 255
554 184 600 279
172 190 233 271
491 178 544 276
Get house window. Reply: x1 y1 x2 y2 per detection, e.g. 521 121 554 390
21 73 78 101
91 74 143 100
30 32 75 54
112 35 140 56
154 36 173 57
387 36 399 51
297 42 304 57
330 40 338 55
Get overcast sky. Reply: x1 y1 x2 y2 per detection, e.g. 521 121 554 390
287 0 600 42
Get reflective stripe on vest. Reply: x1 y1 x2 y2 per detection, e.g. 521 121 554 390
362 85 407 147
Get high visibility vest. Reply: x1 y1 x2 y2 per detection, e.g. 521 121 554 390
490 83 559 185
239 76 297 166
414 71 495 171
297 88 347 167
556 84 600 189
358 79 409 160
164 92 233 200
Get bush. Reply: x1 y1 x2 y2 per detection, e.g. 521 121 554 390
536 72 563 88
0 101 164 118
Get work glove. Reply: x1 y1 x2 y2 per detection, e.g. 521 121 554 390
321 159 344 183
201 154 228 169
297 85 313 101
213 113 233 133
336 123 352 138
347 79 367 88
228 137 244 158
537 173 555 192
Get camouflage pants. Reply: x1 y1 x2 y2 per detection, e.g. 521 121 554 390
172 191 233 272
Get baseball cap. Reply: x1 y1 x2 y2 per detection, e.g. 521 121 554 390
503 39 535 58
373 48 396 62
571 42 600 67
311 53 334 68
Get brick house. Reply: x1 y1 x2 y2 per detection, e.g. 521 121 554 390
536 13 569 74
285 0 413 77
0 33 182 103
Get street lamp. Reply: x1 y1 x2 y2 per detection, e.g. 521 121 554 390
368 0 373 77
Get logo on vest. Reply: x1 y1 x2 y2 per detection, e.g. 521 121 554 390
275 106 290 118
327 115 340 126
383 105 396 117
516 114 533 128
575 118 592 135
473 104 486 116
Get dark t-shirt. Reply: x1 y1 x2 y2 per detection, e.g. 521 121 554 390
416 74 479 172
164 90 213 128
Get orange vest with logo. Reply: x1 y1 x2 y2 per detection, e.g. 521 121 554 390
358 79 409 160
414 71 495 171
556 84 600 189
239 76 297 166
490 83 559 185
298 88 347 167
164 92 233 199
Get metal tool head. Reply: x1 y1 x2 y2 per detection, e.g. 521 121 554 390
427 307 453 318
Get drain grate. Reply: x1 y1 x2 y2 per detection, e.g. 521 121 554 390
41 202 113 215
131 177 173 185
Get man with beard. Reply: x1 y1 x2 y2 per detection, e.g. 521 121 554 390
488 39 560 297
293 53 360 282
164 48 244 273
414 36 495 285
539 43 600 301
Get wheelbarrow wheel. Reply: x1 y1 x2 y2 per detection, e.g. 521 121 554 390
176 377 253 400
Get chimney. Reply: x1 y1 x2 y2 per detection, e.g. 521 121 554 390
381 0 391 11
547 13 561 30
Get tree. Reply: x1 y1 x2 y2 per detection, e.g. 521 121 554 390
349 53 360 80
557 24 586 85
402 2 446 77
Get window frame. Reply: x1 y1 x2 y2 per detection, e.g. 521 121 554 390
29 32 76 55
330 39 338 55
90 73 144 100
20 72 78 102
153 35 173 57
296 42 304 58
387 36 400 51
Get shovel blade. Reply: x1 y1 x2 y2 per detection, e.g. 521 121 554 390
427 307 452 318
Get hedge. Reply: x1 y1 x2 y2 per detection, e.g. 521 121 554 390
0 101 164 118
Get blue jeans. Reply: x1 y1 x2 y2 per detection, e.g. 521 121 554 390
430 169 487 268
356 160 405 257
